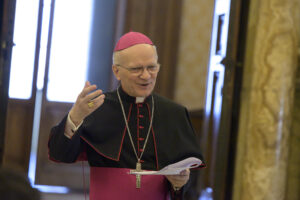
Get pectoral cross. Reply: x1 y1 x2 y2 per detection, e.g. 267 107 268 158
135 161 142 189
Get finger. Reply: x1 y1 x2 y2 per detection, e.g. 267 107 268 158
167 173 189 182
80 84 97 98
83 81 91 89
92 94 105 107
169 176 185 182
166 178 184 188
166 175 181 182
85 89 103 102
180 169 190 176
86 94 105 111
92 93 105 103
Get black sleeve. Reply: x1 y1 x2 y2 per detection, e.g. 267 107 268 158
48 115 83 163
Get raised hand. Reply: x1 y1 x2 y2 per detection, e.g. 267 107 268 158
69 81 105 126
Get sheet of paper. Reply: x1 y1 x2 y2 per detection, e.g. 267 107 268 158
129 157 202 175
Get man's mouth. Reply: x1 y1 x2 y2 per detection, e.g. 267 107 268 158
139 83 151 87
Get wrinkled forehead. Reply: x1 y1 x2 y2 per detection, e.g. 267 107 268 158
118 44 158 65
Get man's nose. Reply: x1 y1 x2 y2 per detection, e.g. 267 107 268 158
140 68 151 79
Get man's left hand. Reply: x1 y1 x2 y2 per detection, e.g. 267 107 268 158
165 169 190 190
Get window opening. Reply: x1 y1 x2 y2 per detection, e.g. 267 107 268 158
8 0 40 99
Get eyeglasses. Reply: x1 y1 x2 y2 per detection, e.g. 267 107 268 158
116 64 160 75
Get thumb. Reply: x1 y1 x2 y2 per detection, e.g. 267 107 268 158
180 169 189 175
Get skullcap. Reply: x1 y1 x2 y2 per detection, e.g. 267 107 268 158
114 32 153 52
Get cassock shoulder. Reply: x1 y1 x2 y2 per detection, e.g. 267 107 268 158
103 90 119 103
80 90 126 160
153 93 187 113
84 90 119 122
152 93 190 125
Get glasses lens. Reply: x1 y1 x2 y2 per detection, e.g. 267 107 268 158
122 64 159 74
130 67 142 74
147 65 159 73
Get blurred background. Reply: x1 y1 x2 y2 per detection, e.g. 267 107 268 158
0 0 299 199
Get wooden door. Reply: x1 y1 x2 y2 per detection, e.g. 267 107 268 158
0 0 16 165
2 0 40 173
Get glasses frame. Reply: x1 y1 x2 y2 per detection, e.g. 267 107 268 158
116 63 160 75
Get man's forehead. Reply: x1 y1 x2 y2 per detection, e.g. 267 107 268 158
114 31 153 52
119 44 157 64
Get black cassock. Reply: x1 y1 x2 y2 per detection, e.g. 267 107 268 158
48 87 205 200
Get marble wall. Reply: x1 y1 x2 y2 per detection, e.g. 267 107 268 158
233 0 299 200
174 0 215 110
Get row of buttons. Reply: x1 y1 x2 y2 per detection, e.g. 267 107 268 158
137 103 147 160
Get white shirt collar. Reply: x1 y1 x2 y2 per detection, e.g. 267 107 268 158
135 97 145 103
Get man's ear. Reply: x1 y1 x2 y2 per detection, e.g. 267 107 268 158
112 65 121 81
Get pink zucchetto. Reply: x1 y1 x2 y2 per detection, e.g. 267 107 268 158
114 31 153 52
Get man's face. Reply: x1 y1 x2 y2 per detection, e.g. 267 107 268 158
113 44 159 97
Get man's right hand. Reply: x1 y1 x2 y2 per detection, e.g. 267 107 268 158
69 81 105 126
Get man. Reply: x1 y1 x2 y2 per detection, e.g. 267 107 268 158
48 32 205 200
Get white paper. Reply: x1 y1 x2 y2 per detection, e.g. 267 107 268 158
129 157 202 175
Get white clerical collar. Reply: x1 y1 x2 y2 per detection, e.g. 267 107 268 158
135 97 145 103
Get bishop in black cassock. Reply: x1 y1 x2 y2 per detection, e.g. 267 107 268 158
48 32 205 200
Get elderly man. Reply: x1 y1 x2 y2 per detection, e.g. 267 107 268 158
48 32 205 200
